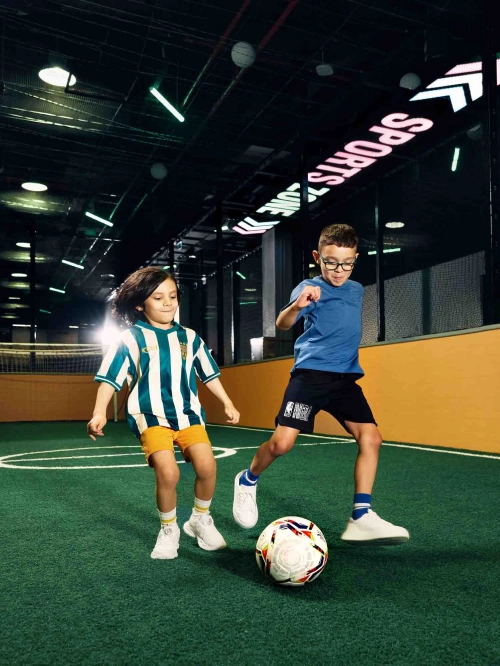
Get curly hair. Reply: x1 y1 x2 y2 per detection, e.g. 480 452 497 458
112 267 181 326
318 224 359 250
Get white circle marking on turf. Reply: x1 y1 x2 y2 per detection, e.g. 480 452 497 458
0 445 237 470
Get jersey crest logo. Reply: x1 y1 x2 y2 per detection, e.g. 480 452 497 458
141 345 158 354
179 342 188 360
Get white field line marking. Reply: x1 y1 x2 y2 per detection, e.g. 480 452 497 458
12 452 144 462
381 442 500 460
0 446 237 470
1 437 498 471
207 423 348 440
211 425 500 460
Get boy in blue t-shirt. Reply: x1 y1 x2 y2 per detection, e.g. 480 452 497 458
233 224 409 545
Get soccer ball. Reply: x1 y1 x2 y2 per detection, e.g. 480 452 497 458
255 516 328 586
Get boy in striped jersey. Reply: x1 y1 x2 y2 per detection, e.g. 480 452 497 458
87 268 240 560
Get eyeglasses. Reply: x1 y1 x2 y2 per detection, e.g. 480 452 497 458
317 251 357 272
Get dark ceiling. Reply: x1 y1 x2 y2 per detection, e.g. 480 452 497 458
0 0 486 328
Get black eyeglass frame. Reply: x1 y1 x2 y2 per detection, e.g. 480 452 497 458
317 251 357 272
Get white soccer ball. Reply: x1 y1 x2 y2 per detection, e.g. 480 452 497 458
255 516 328 586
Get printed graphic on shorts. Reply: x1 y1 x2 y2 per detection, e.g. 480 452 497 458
284 401 312 421
292 402 313 421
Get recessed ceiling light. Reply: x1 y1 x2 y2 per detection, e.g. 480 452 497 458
100 274 115 278
69 326 79 329
16 242 31 248
385 222 405 229
12 273 27 278
8 297 21 300
38 67 76 87
22 182 48 192
188 255 196 259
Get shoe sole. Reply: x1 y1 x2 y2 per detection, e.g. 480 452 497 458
232 472 258 529
183 521 226 551
341 535 410 546
150 551 179 560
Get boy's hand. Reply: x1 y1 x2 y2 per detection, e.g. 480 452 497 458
294 285 321 309
224 403 240 425
87 413 107 441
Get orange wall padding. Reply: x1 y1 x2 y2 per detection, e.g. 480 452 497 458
0 375 127 423
1 328 499 453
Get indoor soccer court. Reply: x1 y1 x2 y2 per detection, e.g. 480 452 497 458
1 420 499 666
3 1 500 665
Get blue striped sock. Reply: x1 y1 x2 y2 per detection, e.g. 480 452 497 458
352 493 371 520
239 468 259 487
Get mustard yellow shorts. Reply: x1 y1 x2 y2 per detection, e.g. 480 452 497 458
140 425 211 466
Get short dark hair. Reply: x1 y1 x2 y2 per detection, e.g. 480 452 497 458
112 267 180 326
318 224 358 250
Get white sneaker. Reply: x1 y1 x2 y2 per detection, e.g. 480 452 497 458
233 471 258 529
340 510 409 545
151 523 180 559
183 513 226 551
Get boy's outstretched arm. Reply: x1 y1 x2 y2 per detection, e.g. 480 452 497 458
87 382 115 440
204 378 240 424
276 285 321 330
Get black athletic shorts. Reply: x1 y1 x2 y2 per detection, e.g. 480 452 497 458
275 368 377 434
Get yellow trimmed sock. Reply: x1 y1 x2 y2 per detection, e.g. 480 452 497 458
193 497 211 516
158 508 176 526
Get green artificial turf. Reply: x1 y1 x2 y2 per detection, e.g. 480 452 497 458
1 422 499 666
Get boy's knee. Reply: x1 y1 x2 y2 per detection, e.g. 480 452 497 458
360 431 382 450
269 434 295 458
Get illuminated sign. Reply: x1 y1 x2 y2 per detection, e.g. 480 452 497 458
232 59 500 235
410 60 500 112
248 113 434 222
233 217 280 235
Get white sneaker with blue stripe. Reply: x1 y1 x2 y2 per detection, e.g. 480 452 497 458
233 470 259 529
341 510 409 545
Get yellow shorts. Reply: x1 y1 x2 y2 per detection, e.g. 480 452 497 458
140 425 211 466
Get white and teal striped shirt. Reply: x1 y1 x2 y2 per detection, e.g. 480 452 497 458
95 320 220 437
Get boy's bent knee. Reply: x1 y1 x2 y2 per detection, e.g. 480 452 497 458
359 431 382 451
269 435 295 458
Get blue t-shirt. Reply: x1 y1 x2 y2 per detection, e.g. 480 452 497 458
285 276 364 376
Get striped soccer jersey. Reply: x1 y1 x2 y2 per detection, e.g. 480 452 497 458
95 320 220 438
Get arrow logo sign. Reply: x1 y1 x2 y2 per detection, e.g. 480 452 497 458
410 86 468 112
232 217 280 235
410 60 500 112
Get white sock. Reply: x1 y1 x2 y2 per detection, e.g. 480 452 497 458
158 508 176 528
192 497 211 517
